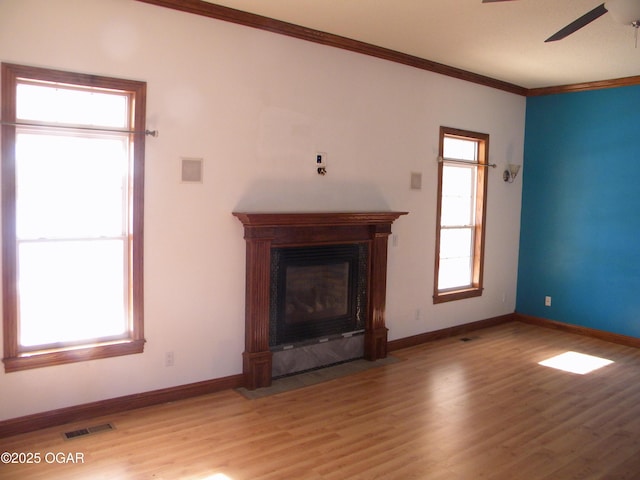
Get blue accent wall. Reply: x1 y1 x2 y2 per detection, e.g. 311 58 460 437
518 85 640 338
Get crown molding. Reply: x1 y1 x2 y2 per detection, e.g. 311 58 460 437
527 75 640 96
136 0 640 98
135 0 527 96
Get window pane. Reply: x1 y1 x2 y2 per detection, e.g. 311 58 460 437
18 240 128 347
16 132 128 239
16 83 129 128
441 196 473 226
443 137 477 162
442 165 474 197
441 165 475 226
439 228 473 289
440 228 473 259
438 257 472 290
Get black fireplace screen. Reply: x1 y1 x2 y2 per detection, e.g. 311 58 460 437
284 262 349 323
270 243 368 347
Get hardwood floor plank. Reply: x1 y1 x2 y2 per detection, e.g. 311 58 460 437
2 322 640 479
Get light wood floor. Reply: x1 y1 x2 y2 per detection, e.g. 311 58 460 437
2 321 640 479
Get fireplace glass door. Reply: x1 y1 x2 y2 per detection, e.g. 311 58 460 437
270 243 367 347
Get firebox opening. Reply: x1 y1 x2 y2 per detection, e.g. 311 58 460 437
284 262 349 324
270 243 368 349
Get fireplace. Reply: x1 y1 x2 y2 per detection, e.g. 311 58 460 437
233 212 407 389
270 243 367 347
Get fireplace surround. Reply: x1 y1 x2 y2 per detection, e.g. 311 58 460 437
233 211 407 389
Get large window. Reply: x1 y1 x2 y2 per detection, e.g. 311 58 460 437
434 127 489 303
1 63 146 372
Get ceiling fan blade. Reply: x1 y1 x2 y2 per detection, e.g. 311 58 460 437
545 3 608 42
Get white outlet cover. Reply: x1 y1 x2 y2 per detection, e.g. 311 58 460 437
410 172 422 190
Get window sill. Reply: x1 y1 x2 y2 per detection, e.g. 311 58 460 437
433 287 483 304
2 339 146 373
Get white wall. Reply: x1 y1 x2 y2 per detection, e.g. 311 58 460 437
0 0 525 421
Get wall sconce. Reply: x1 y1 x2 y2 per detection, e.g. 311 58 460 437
503 164 521 183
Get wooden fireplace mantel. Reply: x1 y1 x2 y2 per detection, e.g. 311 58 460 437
233 211 407 389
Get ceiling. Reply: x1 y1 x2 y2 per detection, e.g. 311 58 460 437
203 0 640 90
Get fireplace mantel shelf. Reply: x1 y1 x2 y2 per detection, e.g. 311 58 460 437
233 211 408 227
234 211 407 390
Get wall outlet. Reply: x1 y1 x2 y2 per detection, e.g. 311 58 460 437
165 351 175 367
545 296 552 307
410 172 422 190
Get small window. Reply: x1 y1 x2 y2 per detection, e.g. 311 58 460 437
1 63 147 372
433 127 489 303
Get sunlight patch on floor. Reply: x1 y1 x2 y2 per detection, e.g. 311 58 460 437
538 351 614 374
